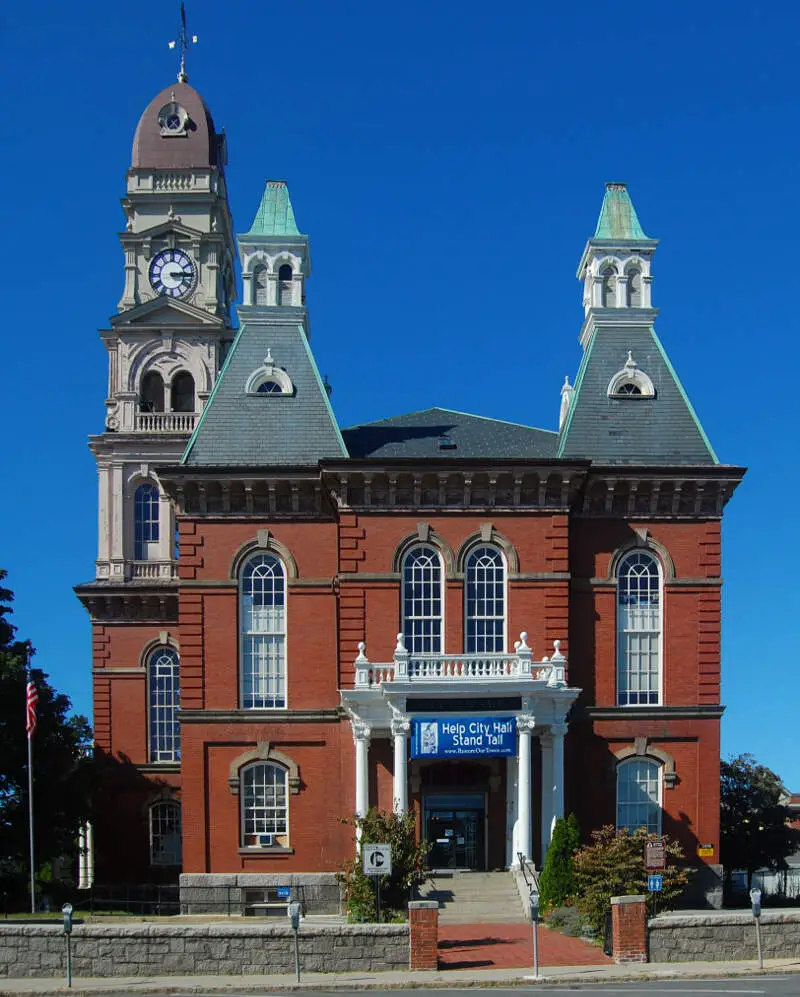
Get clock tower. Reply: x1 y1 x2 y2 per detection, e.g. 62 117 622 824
78 77 235 612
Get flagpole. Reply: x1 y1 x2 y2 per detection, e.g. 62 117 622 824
26 653 36 914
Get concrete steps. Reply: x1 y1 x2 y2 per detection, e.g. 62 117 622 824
418 871 526 924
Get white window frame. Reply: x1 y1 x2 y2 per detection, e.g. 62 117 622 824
148 646 181 762
401 545 444 654
240 553 287 709
616 550 663 707
241 762 289 847
616 758 662 834
464 544 507 653
134 483 161 561
149 800 182 866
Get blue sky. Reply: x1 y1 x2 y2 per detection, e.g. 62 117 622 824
1 1 798 789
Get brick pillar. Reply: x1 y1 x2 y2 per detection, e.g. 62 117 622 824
610 894 648 964
408 900 439 970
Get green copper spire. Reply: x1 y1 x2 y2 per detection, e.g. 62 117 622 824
594 182 649 240
247 180 300 236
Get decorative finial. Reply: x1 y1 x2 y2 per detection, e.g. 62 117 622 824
264 348 274 367
553 639 561 653
625 350 637 369
395 633 406 653
168 2 197 83
355 641 367 663
518 631 530 652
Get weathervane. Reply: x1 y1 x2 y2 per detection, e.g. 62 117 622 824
168 2 197 83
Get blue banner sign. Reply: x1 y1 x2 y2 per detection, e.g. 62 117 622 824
411 716 516 759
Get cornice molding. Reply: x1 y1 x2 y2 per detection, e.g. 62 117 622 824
178 708 342 724
582 705 725 721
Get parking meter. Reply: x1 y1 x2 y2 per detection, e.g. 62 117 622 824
529 889 540 922
62 903 74 934
750 888 762 918
288 901 301 930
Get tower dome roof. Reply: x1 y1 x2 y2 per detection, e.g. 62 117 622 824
131 80 225 171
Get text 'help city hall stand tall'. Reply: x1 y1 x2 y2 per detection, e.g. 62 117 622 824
74 66 744 911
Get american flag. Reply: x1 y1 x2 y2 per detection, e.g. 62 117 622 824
25 681 38 739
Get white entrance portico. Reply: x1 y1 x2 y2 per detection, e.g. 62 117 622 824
340 632 580 868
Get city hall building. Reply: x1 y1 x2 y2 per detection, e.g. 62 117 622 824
75 69 744 906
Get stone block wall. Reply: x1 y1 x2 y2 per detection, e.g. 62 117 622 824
0 921 408 978
649 910 800 961
179 872 341 915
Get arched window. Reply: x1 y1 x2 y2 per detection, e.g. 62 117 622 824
171 372 195 412
617 551 661 705
257 380 283 394
402 545 443 654
241 762 289 847
140 371 165 413
254 265 268 306
277 264 293 306
626 268 642 307
601 267 617 307
617 758 661 834
241 554 286 708
465 546 505 653
134 484 160 560
148 646 180 762
149 800 182 865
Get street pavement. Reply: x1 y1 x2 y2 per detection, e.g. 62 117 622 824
0 959 799 996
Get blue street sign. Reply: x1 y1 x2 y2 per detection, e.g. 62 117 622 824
648 875 663 892
411 717 516 759
276 887 291 899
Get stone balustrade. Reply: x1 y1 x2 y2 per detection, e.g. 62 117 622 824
134 412 198 433
353 632 567 688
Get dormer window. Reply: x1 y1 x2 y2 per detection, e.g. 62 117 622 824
607 351 655 398
157 102 189 137
245 349 294 396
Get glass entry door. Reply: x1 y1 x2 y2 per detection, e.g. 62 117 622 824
424 793 486 871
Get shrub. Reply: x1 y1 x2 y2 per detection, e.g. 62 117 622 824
539 813 580 912
339 808 429 922
545 903 585 936
572 825 692 933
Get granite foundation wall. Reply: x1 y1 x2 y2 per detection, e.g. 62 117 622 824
179 873 341 915
0 921 408 978
649 910 800 961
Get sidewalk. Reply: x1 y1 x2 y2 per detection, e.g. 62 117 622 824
1 957 798 995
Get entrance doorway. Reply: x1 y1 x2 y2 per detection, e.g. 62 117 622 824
424 793 486 871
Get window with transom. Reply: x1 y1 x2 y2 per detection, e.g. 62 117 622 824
617 550 661 706
465 545 506 653
402 545 443 654
134 484 160 560
241 553 286 708
241 762 289 847
616 758 661 834
148 646 180 762
149 800 182 865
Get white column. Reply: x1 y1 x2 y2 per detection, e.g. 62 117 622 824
353 722 371 820
551 722 567 828
506 755 519 869
391 716 410 814
516 714 535 863
540 733 554 864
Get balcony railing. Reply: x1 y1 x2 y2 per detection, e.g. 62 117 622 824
135 413 198 433
353 632 567 689
130 561 179 580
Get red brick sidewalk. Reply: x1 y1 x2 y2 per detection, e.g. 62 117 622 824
438 922 612 970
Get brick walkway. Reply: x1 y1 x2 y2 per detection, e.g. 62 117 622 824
437 922 612 970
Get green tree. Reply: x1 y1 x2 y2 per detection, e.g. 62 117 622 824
0 571 93 901
539 812 580 912
339 807 429 921
720 753 799 891
572 825 691 933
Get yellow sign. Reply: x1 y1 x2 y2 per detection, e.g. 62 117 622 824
698 845 714 857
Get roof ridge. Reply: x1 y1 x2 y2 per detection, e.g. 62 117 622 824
344 406 555 435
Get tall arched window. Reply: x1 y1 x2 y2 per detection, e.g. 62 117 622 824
402 545 443 654
617 551 661 705
241 554 286 708
241 762 289 847
148 646 180 762
277 264 293 306
254 265 268 305
134 483 160 560
171 372 195 412
149 800 182 865
626 268 642 307
601 266 617 307
465 546 505 653
616 758 661 834
140 371 165 413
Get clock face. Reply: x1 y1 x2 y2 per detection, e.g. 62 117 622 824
149 249 197 298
